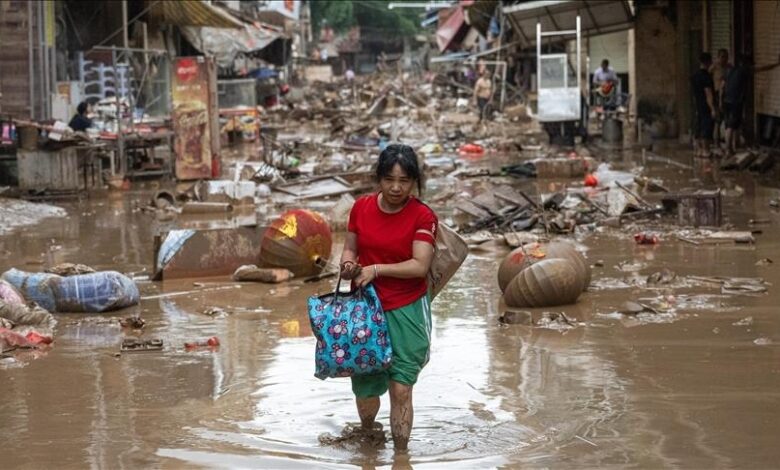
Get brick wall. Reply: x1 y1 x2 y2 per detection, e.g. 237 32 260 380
754 0 780 118
0 0 32 118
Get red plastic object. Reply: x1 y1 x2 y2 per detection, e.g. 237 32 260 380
0 328 45 349
584 174 598 187
184 336 220 350
634 233 660 245
458 143 485 155
25 331 53 345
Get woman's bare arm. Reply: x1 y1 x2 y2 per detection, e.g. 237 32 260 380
354 240 434 288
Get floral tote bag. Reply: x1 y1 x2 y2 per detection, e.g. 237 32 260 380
307 281 392 379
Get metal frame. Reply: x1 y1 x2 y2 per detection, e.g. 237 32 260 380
503 0 634 47
87 45 172 177
536 15 581 122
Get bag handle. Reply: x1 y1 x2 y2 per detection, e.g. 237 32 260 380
332 270 343 303
331 268 365 304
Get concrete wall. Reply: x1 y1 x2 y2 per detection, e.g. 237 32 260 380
634 6 678 133
589 31 629 74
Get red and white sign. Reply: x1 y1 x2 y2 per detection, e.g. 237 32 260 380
260 0 300 20
175 58 200 83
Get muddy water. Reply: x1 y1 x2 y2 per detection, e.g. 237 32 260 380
2 150 780 469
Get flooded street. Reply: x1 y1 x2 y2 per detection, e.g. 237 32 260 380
2 149 780 469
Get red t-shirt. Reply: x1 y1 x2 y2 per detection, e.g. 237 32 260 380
347 193 438 311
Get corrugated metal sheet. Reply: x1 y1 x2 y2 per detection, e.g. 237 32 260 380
710 0 732 55
503 0 634 46
754 0 780 117
180 24 281 68
17 149 81 191
0 0 32 118
436 6 468 52
161 0 245 29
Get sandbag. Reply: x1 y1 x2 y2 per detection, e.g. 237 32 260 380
0 301 56 331
0 280 25 305
1 268 139 313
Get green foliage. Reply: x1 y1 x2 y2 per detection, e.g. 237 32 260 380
310 1 423 37
310 1 356 33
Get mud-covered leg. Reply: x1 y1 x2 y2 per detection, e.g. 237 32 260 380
356 396 380 429
389 380 413 451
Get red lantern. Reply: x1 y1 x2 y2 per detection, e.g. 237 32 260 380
260 209 333 277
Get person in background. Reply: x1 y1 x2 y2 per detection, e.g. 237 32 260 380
68 101 93 132
340 144 437 453
592 59 618 87
722 53 780 155
593 59 620 110
473 68 493 122
691 52 717 158
711 48 732 146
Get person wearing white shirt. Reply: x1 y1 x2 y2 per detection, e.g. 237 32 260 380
593 59 618 86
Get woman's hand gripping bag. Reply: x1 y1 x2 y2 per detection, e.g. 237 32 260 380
307 284 392 379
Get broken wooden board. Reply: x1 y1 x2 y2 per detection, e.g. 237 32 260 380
677 231 755 245
503 232 541 248
455 200 492 219
274 176 364 200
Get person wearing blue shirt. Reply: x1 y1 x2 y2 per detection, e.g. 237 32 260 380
68 101 93 132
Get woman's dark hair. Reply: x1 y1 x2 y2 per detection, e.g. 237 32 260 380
376 144 423 195
77 101 89 115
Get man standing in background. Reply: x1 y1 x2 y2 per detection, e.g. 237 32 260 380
473 69 493 123
722 53 780 155
711 49 732 148
691 53 716 158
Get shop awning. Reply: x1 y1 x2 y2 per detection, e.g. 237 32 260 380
436 6 469 52
180 24 283 68
503 0 634 46
161 0 245 29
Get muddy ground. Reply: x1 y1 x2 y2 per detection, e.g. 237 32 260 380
1 144 779 469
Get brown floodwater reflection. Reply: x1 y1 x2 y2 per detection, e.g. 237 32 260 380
2 150 780 468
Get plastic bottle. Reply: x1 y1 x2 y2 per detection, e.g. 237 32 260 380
184 336 220 350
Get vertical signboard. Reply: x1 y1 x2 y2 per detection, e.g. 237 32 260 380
172 56 213 180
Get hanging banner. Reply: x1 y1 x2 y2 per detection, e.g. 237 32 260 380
172 56 214 180
260 0 300 20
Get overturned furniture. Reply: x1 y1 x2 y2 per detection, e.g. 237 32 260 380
154 209 333 280
662 189 722 227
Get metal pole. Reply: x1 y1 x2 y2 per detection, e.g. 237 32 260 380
114 48 125 176
122 0 129 48
38 1 47 119
28 1 34 119
500 63 506 110
576 16 581 117
536 23 541 94
51 46 57 105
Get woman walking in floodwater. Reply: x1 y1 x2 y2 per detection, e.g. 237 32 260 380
340 144 438 452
